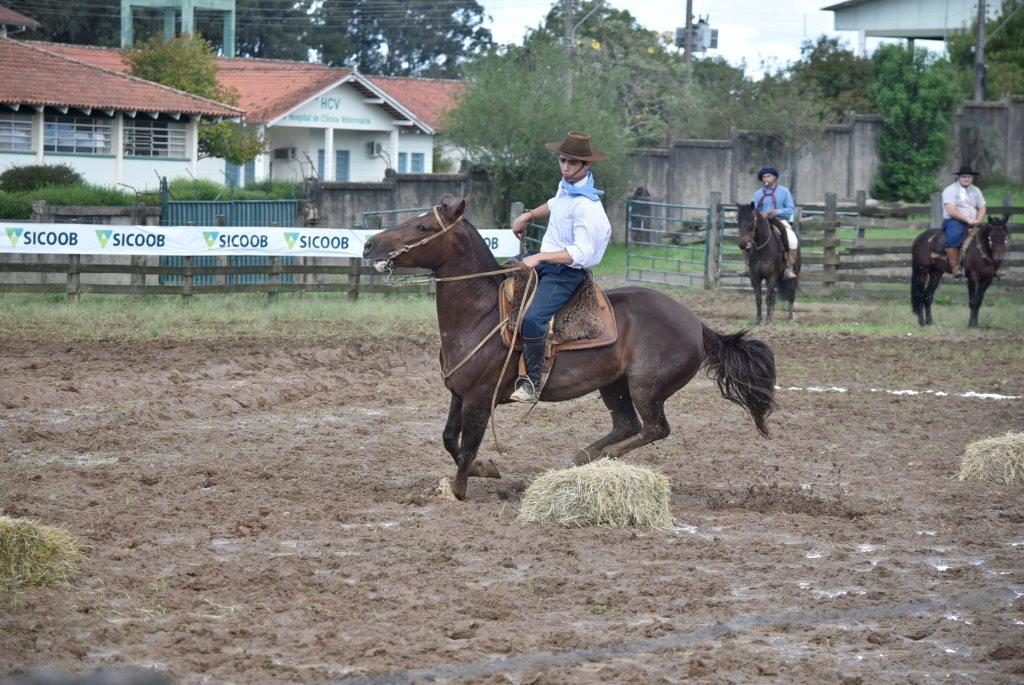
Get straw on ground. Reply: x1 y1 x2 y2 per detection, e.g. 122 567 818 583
517 458 673 529
957 431 1024 485
0 515 82 589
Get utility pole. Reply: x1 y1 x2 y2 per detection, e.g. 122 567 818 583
973 0 987 101
683 0 694 86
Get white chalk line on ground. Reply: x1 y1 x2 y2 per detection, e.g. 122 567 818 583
325 588 1020 685
780 385 1020 400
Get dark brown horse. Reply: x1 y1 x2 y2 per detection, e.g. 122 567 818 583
964 215 1010 328
911 216 1011 327
910 228 951 326
736 203 800 324
363 196 777 500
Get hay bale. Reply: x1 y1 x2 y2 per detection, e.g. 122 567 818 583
517 458 673 529
0 516 81 589
957 431 1024 485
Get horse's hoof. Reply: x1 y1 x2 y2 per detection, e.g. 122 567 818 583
573 449 594 466
469 458 501 479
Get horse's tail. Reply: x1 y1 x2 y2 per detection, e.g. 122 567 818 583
701 324 776 437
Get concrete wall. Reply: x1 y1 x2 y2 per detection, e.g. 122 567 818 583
315 169 497 229
953 97 1024 183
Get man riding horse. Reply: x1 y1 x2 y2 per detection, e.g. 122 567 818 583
508 131 612 404
941 165 987 279
740 166 799 280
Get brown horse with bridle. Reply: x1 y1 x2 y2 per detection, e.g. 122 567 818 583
736 203 800 324
362 195 777 500
911 215 1010 327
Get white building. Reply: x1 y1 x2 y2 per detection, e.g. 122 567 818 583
32 42 465 188
0 37 241 189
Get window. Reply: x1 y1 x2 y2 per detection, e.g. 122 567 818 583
225 161 240 187
44 114 112 154
398 152 408 173
124 119 187 157
317 149 351 181
0 112 33 152
335 150 349 182
244 159 256 186
411 152 425 173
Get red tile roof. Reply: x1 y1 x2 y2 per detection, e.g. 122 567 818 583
0 39 242 117
365 76 465 130
213 57 349 123
20 41 465 128
0 5 41 29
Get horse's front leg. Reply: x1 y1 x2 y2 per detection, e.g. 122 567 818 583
968 275 987 328
443 392 501 482
451 406 496 500
751 279 763 324
765 275 778 325
442 392 462 462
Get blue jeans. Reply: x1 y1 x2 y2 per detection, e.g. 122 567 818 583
942 219 968 248
518 254 586 339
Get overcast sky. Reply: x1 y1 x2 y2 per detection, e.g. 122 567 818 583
476 0 948 78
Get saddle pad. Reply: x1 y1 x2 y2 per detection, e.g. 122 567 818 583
499 272 617 352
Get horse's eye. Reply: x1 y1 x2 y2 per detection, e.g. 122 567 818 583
417 225 430 233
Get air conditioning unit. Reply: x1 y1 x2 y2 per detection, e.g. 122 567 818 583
366 141 383 158
273 147 297 160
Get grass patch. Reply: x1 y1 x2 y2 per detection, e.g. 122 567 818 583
0 292 438 341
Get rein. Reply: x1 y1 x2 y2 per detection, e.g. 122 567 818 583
752 214 774 250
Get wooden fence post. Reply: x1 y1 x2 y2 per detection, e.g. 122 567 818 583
182 256 194 302
823 192 838 295
215 214 229 291
930 193 943 229
510 201 524 254
347 258 361 301
705 192 721 289
66 253 80 304
130 204 146 294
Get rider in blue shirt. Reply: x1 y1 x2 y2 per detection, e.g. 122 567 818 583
741 166 798 279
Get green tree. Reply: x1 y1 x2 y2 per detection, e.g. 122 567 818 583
441 39 631 223
123 34 266 165
312 0 493 77
869 44 959 202
12 0 123 46
788 36 875 119
947 0 1024 98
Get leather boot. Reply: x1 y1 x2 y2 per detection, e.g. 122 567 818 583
510 335 546 403
946 247 961 278
784 249 798 279
738 249 750 277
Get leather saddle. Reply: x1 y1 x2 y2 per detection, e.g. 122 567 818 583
499 269 617 353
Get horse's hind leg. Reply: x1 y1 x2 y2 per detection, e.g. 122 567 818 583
597 393 671 460
574 378 641 465
924 269 942 325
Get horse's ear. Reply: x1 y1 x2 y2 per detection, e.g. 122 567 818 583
749 201 755 209
438 194 466 222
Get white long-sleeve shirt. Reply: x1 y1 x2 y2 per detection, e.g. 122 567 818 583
539 178 612 269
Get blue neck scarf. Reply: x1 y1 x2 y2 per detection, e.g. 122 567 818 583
560 171 604 201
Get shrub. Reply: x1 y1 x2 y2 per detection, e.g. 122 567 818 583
31 183 134 206
0 164 83 193
0 191 33 219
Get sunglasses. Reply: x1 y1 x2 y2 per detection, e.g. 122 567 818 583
558 156 584 166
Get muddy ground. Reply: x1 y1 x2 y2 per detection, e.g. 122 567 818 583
2 292 1023 684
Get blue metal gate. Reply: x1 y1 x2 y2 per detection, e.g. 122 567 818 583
160 200 302 286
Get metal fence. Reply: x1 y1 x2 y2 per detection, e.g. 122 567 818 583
625 197 722 288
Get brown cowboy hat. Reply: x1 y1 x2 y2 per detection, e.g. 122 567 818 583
544 131 606 162
953 165 980 176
